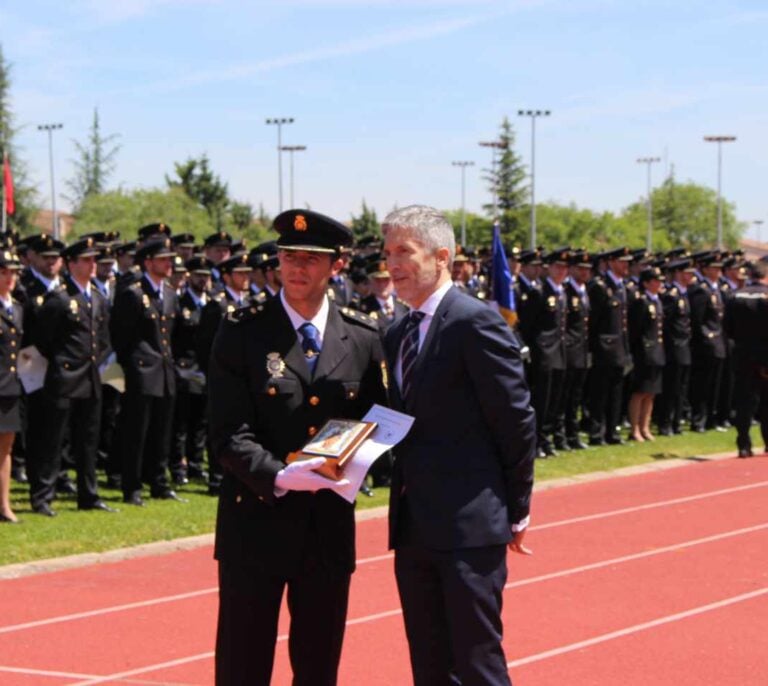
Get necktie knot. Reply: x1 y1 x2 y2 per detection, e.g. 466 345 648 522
299 322 321 358
407 311 425 328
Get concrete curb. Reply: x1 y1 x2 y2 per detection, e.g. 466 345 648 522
0 451 737 580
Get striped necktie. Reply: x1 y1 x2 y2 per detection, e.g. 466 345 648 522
400 311 425 398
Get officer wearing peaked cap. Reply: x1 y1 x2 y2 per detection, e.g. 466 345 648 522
209 208 386 686
355 255 409 333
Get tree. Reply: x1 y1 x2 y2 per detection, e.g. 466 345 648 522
229 201 254 232
350 200 380 240
443 210 494 248
482 117 528 242
166 154 229 229
65 108 120 211
0 44 39 233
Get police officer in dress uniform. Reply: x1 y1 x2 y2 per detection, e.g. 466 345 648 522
717 255 741 429
688 252 727 432
658 258 694 435
558 249 591 450
724 257 768 456
208 209 386 686
203 231 234 291
514 248 542 379
519 247 568 457
355 255 409 332
111 237 182 506
27 238 114 515
170 257 213 485
586 246 633 445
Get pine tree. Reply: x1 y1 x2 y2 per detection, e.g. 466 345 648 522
482 117 528 242
166 154 229 230
66 107 120 211
350 200 380 239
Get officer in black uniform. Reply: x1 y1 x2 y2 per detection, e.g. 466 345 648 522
559 249 591 449
658 258 694 435
27 238 114 515
518 248 568 456
724 257 768 456
248 241 281 301
586 246 633 445
717 255 741 429
170 256 214 485
514 248 542 380
688 252 726 432
203 231 234 290
111 237 181 506
114 241 140 293
355 255 409 333
209 209 386 686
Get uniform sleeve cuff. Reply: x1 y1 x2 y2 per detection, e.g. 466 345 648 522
511 515 530 533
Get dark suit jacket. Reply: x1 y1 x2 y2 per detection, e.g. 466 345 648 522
0 301 23 397
661 285 691 365
564 279 590 369
110 276 177 397
689 279 726 360
587 274 630 368
35 278 111 400
384 286 536 551
208 296 386 576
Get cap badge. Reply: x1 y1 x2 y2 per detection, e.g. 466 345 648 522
294 214 308 232
266 352 286 379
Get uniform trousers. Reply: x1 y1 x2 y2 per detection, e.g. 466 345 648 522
27 392 101 509
118 391 174 498
733 360 768 452
99 384 122 477
171 389 207 479
560 366 588 443
588 365 625 442
689 358 723 431
658 362 690 433
216 559 351 686
529 365 564 451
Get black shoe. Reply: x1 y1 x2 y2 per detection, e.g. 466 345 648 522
188 468 209 482
105 475 122 490
172 475 190 486
568 438 588 450
589 438 607 447
606 436 626 446
737 448 753 458
33 503 57 517
80 500 119 513
544 446 558 457
207 484 221 497
658 427 673 437
359 485 375 497
123 493 145 507
714 425 728 433
11 467 28 484
152 489 188 502
536 448 549 459
691 426 706 433
672 427 683 435
56 480 77 496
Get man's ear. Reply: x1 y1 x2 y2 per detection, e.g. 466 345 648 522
435 247 451 271
331 256 345 275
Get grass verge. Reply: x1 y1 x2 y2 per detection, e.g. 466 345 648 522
3 427 745 567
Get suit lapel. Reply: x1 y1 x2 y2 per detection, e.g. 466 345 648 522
313 305 348 380
384 315 408 410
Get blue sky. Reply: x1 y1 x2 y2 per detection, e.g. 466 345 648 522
2 0 767 239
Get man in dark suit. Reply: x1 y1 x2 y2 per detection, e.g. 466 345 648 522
27 238 114 516
381 205 536 686
208 209 386 686
110 237 181 506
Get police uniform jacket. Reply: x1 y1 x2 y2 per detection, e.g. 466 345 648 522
172 289 207 394
513 276 539 350
587 273 630 368
628 293 666 367
688 278 726 360
356 293 409 332
20 272 56 346
518 278 566 371
208 295 386 576
34 278 111 400
0 300 23 397
724 282 768 365
110 276 177 397
661 284 691 365
564 278 590 369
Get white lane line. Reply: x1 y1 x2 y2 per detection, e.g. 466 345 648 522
507 586 768 668
0 664 99 679
63 521 768 686
2 480 765 637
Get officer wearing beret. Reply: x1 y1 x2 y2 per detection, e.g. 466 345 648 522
209 209 386 686
586 246 632 445
170 257 213 485
658 258 694 435
688 252 726 432
111 237 182 505
26 238 114 515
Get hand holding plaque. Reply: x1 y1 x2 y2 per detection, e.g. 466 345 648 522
285 419 378 481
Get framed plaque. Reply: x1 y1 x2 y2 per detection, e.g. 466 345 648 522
286 419 378 480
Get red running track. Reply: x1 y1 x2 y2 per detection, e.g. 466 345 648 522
1 455 767 685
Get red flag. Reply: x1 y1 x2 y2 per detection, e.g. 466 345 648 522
3 152 15 216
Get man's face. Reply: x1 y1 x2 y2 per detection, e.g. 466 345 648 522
520 264 540 281
609 259 629 278
32 251 62 279
370 275 393 299
0 267 18 294
117 254 133 272
702 266 722 282
170 273 187 290
279 250 336 305
549 262 568 284
572 265 591 284
266 267 282 289
145 256 173 280
205 245 231 265
224 271 249 292
645 277 662 295
383 229 448 308
677 271 694 287
96 260 114 281
507 258 520 276
250 269 266 289
69 255 97 283
188 272 211 294
177 245 194 263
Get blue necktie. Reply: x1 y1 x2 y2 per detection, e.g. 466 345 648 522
299 322 321 374
400 311 425 398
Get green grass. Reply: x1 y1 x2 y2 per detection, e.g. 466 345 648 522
2 427 747 567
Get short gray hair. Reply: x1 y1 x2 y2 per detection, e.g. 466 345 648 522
381 205 456 264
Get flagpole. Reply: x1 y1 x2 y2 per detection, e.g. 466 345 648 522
1 152 7 234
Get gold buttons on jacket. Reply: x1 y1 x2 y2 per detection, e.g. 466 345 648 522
268 386 277 396
235 495 242 504
309 396 320 406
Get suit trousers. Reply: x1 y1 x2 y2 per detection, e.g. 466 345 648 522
216 560 351 686
118 391 174 498
27 391 101 509
588 365 625 442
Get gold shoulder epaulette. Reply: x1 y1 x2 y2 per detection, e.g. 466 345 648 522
226 303 265 324
339 306 378 330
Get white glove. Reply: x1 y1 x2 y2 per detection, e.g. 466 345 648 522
274 457 350 496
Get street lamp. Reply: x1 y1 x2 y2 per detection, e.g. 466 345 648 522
636 156 661 251
280 145 307 209
37 123 63 238
265 117 294 212
478 140 507 222
703 135 736 250
753 219 764 244
518 109 550 249
451 161 474 246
